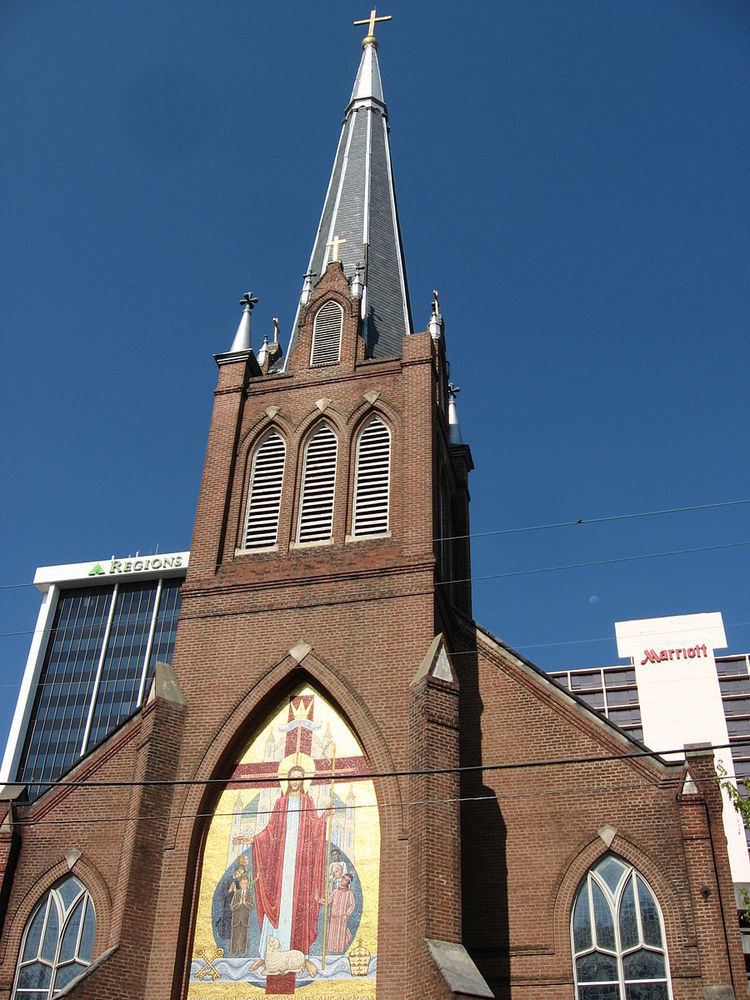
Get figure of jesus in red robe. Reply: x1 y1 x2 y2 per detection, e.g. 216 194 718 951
251 765 329 960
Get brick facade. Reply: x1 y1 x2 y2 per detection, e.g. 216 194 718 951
0 260 745 1000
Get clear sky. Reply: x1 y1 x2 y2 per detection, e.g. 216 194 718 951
2 1 749 749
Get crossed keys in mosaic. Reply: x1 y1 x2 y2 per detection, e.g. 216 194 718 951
194 946 224 980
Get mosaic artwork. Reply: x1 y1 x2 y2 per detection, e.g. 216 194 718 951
188 687 380 999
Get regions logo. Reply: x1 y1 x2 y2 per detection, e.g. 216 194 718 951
87 563 106 576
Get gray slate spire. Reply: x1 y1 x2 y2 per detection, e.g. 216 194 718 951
290 39 412 360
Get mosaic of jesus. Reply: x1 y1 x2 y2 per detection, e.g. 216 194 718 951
188 686 380 998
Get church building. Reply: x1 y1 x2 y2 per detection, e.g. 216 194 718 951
0 13 745 1000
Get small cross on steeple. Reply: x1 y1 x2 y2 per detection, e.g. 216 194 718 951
353 8 392 49
240 291 258 312
326 235 347 264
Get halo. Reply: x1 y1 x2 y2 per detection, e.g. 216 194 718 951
278 752 315 794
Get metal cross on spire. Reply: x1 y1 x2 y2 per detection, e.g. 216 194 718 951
353 8 392 48
326 235 347 263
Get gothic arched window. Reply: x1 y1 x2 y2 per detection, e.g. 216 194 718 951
310 301 343 367
297 422 338 543
352 415 391 536
572 854 671 1000
13 875 96 999
243 429 286 549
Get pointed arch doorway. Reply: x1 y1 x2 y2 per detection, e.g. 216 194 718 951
187 684 380 998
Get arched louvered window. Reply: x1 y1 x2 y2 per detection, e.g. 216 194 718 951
243 430 285 549
298 423 338 543
311 301 343 367
353 416 391 536
572 854 671 1000
13 876 96 999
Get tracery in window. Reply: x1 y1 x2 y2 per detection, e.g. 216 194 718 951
13 875 95 999
572 855 671 1000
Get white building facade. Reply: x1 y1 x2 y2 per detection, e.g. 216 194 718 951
551 612 750 885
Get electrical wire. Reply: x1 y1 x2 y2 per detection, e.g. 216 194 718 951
2 624 748 694
4 779 709 830
10 762 747 830
9 738 750 797
436 540 750 587
432 497 750 544
0 497 747 592
0 538 748 644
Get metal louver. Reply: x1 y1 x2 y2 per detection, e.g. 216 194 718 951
353 417 391 536
244 431 286 548
311 301 343 366
298 423 338 543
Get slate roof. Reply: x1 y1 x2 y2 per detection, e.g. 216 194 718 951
289 41 413 360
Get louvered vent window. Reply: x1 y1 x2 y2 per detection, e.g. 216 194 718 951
311 301 343 367
298 423 338 543
353 416 391 536
243 430 286 548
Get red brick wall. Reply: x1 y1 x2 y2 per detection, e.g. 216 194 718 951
451 620 746 998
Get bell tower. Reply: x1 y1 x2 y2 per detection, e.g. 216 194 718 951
174 13 481 1000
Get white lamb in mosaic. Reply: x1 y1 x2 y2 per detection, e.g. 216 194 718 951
250 937 318 979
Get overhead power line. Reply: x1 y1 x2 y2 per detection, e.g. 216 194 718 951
9 738 749 798
435 539 750 587
433 497 750 544
9 775 726 830
2 622 748 695
0 497 747 592
0 538 747 643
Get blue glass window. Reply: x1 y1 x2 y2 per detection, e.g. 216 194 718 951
148 578 182 672
86 583 157 747
17 588 113 797
572 855 671 1000
17 576 183 799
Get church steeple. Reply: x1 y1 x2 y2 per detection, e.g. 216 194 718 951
289 15 412 361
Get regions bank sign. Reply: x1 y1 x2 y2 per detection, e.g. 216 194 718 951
88 553 186 577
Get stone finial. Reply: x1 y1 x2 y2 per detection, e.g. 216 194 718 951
428 288 444 340
300 270 317 306
257 317 283 374
351 261 365 300
447 384 463 445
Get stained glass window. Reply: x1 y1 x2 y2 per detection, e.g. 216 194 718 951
572 855 671 1000
13 876 95 999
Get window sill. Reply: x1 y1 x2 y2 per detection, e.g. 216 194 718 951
234 545 279 556
289 538 335 550
345 532 391 543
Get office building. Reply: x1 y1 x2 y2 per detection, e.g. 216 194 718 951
1 552 187 798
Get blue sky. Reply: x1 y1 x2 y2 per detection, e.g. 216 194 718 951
1 1 749 747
